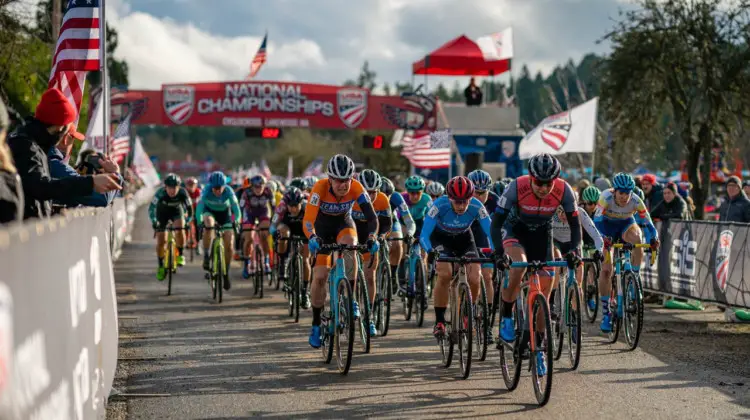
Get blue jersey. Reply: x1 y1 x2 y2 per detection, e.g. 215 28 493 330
471 191 501 248
195 187 242 225
390 192 416 236
420 196 493 252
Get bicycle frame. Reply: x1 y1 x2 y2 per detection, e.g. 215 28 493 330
606 242 654 314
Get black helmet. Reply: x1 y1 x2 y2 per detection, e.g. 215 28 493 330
528 153 561 182
381 177 395 196
283 187 304 206
164 173 181 187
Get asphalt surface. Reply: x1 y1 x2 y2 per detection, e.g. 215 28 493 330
109 208 750 419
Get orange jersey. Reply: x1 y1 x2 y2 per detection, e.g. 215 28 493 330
303 178 373 237
352 191 390 221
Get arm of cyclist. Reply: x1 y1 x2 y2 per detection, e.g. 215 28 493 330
269 204 285 236
490 179 517 256
592 193 608 233
560 183 582 251
578 206 603 251
377 205 393 238
229 189 242 225
418 208 437 253
634 196 658 243
182 192 194 222
195 197 205 226
477 204 494 251
390 192 416 237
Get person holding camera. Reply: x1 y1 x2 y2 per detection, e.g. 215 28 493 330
48 144 123 208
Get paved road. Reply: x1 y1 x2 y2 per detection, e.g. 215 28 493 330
109 209 750 419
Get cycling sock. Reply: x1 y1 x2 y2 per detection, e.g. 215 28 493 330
435 307 447 324
158 257 163 267
312 307 322 326
601 296 610 313
502 300 514 318
633 266 640 273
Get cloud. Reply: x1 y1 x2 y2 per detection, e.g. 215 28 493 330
109 0 628 91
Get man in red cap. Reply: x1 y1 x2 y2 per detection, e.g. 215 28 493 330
640 173 664 213
7 88 121 219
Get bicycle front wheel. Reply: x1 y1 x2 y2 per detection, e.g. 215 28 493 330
334 278 355 375
293 254 303 323
531 293 553 406
379 260 392 336
566 282 582 369
552 286 564 361
457 283 473 379
608 274 621 344
584 263 599 323
216 243 224 304
623 272 644 351
415 258 427 327
475 278 489 361
167 241 174 296
257 246 264 299
499 298 522 391
357 279 371 354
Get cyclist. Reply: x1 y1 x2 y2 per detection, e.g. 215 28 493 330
185 177 203 256
425 181 445 201
594 172 659 333
580 186 600 218
467 169 500 343
149 173 193 280
270 187 311 308
399 175 432 293
492 179 508 197
304 155 379 348
353 169 393 337
303 176 318 194
490 154 581 377
196 171 242 290
239 174 275 278
381 177 416 290
420 176 493 338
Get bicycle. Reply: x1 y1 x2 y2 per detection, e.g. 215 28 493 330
396 236 428 327
605 242 656 351
186 218 199 263
582 246 601 323
372 237 393 337
202 225 233 303
354 251 376 353
155 221 184 296
316 243 369 375
433 251 493 380
242 227 270 299
551 256 599 370
278 235 306 323
498 258 568 407
474 248 492 362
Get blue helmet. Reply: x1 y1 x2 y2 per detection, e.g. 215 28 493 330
467 170 493 192
612 172 635 192
209 171 227 189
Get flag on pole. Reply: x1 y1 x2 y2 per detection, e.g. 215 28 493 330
260 159 272 179
110 113 131 164
302 157 324 177
132 136 160 188
48 0 101 115
247 32 268 79
519 97 599 159
476 27 514 62
400 129 451 169
287 156 293 182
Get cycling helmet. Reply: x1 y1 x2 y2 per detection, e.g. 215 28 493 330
594 177 612 191
289 177 305 190
405 175 426 192
185 177 198 187
528 153 561 182
491 180 507 197
634 186 645 201
381 178 395 196
268 180 278 193
250 174 266 186
164 173 180 187
467 169 493 192
425 181 445 197
501 177 513 185
358 169 382 191
612 172 636 192
446 176 474 200
208 171 227 189
581 186 601 204
283 187 304 206
326 154 355 180
303 176 316 190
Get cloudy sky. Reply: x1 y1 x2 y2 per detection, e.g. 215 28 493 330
106 0 633 91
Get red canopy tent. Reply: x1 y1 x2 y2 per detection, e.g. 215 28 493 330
411 35 511 76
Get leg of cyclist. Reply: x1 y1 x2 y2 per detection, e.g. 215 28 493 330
499 241 526 342
623 224 644 268
599 238 615 332
221 224 234 290
277 224 290 284
155 228 167 280
301 243 311 309
309 252 331 348
259 218 272 273
388 222 403 287
174 217 186 266
241 220 255 277
551 246 562 313
338 228 360 318
363 250 378 336
201 214 215 270
433 259 453 337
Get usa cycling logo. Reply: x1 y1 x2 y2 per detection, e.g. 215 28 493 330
715 230 733 292
337 88 368 128
540 110 572 151
163 85 195 125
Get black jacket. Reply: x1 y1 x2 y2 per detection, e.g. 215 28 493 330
650 195 689 221
718 193 750 223
6 118 93 219
0 170 23 224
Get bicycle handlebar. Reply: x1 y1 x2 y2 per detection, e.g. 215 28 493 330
241 227 269 232
318 243 370 252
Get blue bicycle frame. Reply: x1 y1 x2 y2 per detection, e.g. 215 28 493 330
407 239 423 291
324 253 349 336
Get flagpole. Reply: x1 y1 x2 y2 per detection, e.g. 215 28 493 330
100 0 109 159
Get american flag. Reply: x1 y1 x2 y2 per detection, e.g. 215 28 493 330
48 0 101 114
302 157 324 177
260 159 273 179
247 32 268 79
400 129 451 169
110 113 131 164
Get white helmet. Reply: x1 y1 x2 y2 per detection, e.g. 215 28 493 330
326 154 355 180
358 169 382 191
425 181 445 197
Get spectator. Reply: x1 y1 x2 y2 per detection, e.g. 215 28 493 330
48 142 122 208
0 97 23 224
743 180 750 197
594 176 612 192
464 77 483 106
640 173 664 212
576 179 590 202
650 182 690 221
718 176 750 223
6 88 121 219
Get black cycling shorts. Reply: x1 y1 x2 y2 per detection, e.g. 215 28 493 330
156 205 185 226
280 218 308 243
203 209 233 228
315 214 357 253
502 224 553 264
432 228 478 259
553 239 575 255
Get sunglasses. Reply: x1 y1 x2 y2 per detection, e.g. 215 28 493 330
474 189 488 194
615 189 631 194
532 179 553 187
583 201 597 206
451 199 468 205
